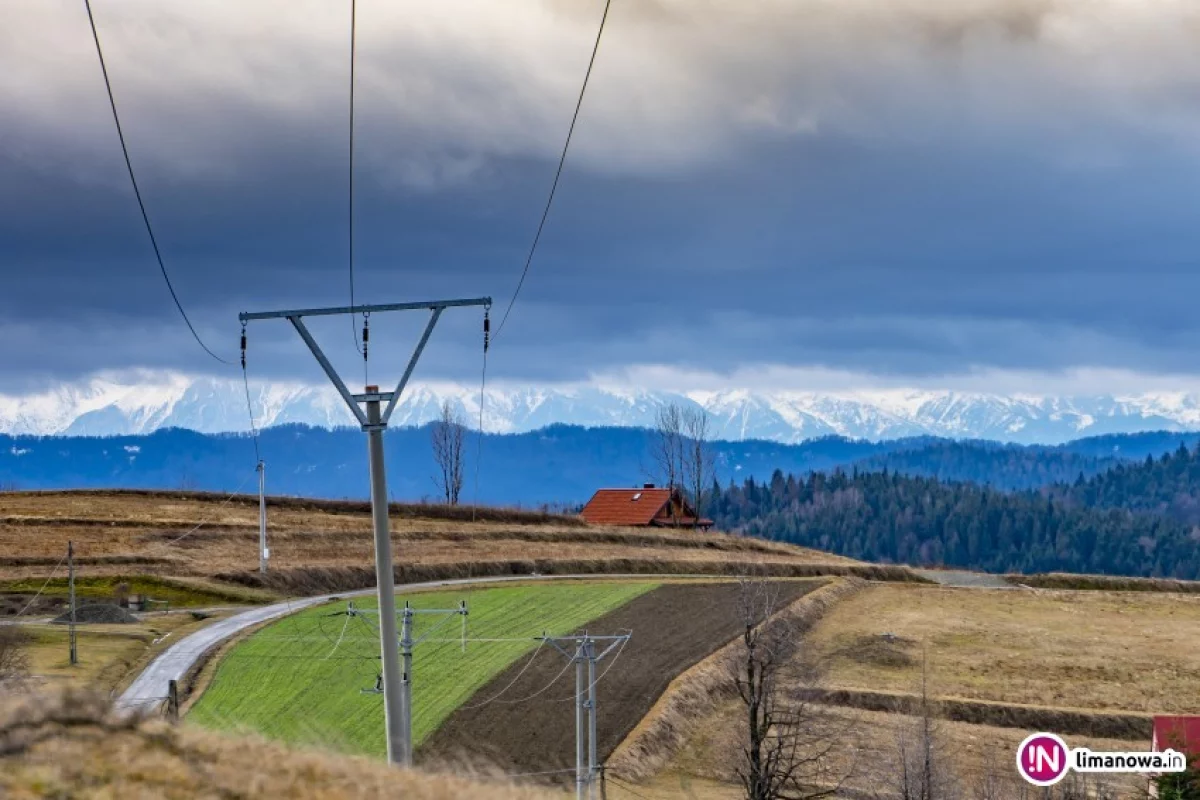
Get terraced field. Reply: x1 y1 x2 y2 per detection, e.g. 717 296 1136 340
187 581 655 757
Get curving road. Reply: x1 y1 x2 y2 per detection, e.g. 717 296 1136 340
116 573 685 713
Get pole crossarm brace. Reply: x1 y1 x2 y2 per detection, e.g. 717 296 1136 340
239 297 491 431
239 297 492 321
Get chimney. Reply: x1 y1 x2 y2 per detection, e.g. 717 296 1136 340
643 483 655 489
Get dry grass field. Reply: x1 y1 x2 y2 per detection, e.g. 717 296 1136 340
0 690 563 800
808 582 1200 715
0 490 863 590
16 610 234 695
661 699 1147 798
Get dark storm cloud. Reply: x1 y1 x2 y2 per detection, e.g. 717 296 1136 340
4 0 1200 391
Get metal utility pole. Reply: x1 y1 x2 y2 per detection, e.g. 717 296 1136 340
68 541 77 666
347 598 468 767
257 460 268 573
399 602 414 767
241 296 489 767
587 638 598 797
541 632 631 800
576 640 587 800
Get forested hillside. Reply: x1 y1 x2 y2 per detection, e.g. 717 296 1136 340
710 468 1200 579
1057 443 1200 525
854 441 1116 490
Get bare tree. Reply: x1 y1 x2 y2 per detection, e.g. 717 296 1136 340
734 577 852 800
653 403 685 525
431 400 466 505
877 647 960 800
681 407 714 528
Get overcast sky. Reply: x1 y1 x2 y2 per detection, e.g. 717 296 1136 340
4 0 1200 395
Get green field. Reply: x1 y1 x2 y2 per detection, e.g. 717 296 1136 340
188 581 655 757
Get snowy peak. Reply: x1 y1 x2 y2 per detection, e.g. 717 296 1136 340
7 374 1200 445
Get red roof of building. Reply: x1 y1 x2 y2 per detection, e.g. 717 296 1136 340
580 488 674 526
579 487 713 528
1153 717 1200 757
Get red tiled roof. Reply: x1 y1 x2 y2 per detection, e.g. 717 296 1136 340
1154 717 1200 757
579 488 673 526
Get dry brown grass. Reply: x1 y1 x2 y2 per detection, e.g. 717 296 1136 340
1011 572 1200 594
808 582 1200 714
0 688 564 799
0 490 864 587
606 577 869 783
20 611 232 696
668 699 1148 798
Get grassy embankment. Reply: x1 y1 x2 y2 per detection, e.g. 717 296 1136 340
1 689 561 800
188 581 655 756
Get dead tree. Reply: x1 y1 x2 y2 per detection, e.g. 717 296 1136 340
877 647 960 800
431 400 466 505
652 403 685 525
681 406 714 528
734 577 850 800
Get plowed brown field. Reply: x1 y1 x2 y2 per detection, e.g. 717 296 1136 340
418 580 820 783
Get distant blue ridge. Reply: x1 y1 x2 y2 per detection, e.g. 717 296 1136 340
1 424 1197 506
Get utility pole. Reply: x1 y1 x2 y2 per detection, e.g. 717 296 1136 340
587 637 598 798
576 638 586 800
68 540 77 666
541 632 630 799
258 459 268 573
400 602 414 767
241 296 489 767
345 597 468 767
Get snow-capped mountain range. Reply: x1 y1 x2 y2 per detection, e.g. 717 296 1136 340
7 374 1200 445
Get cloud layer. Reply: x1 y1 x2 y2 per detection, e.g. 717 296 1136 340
3 0 1200 392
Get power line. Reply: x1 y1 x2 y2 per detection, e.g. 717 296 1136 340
240 331 262 464
460 637 546 709
154 470 257 547
472 307 490 522
83 0 234 366
606 774 653 800
11 552 67 618
492 0 613 340
348 0 363 358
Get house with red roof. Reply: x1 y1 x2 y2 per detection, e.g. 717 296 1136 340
1150 716 1200 797
579 484 713 530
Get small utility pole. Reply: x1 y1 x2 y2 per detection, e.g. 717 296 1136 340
541 632 630 800
400 602 414 767
576 638 587 800
241 296 489 767
257 460 268 573
587 637 599 797
345 598 468 768
68 540 77 666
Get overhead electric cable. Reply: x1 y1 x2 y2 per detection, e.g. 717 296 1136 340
11 552 68 618
240 325 262 464
472 307 490 522
492 0 612 340
348 0 363 358
83 0 233 366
